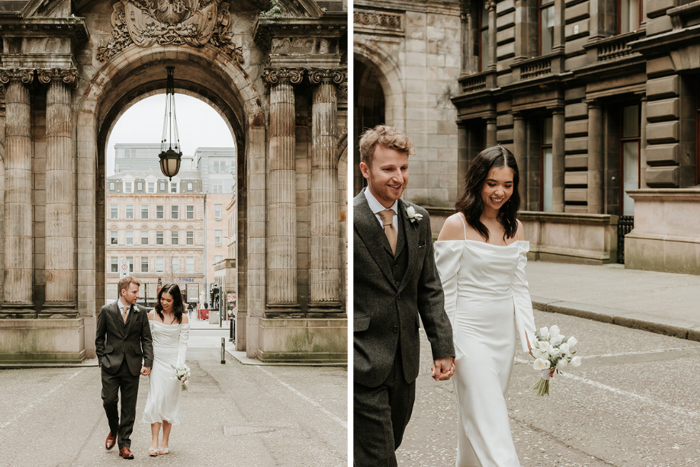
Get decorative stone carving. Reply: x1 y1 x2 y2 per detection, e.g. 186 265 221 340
37 68 79 87
0 69 35 85
97 0 244 63
337 82 347 100
353 11 402 30
262 67 304 86
308 68 345 86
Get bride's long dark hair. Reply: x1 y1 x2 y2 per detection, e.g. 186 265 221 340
155 283 185 324
455 146 520 242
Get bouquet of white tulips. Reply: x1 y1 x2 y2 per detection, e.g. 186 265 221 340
530 325 581 396
170 364 191 391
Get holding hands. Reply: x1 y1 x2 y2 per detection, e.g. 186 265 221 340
431 357 455 381
140 366 151 376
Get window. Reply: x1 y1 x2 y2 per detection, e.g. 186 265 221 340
156 231 164 245
156 257 164 272
147 182 155 193
171 205 179 219
156 206 164 219
110 206 118 219
109 182 115 191
187 231 194 245
619 0 641 34
187 182 193 191
541 117 553 212
127 257 134 272
215 230 222 246
141 257 149 273
539 0 554 56
215 204 222 220
172 231 179 245
186 257 194 273
170 182 178 193
141 206 148 219
126 231 133 245
110 231 118 245
141 230 149 245
212 160 227 173
111 257 118 273
479 1 489 72
215 255 223 263
621 104 640 216
124 181 133 193
213 184 223 194
126 205 134 219
172 257 179 273
160 181 166 192
137 181 143 192
187 205 194 220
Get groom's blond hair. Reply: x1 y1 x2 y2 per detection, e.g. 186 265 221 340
359 125 415 166
118 276 141 296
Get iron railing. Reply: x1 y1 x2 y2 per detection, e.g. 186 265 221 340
617 216 634 263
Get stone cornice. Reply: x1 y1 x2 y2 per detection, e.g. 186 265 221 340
353 0 461 17
0 17 89 45
253 16 347 46
0 68 35 85
262 67 305 86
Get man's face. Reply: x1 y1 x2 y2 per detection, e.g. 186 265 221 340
360 145 409 208
121 283 140 306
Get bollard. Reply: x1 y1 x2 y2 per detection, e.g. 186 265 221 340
229 317 235 343
221 337 226 364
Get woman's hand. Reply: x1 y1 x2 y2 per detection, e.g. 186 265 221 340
525 332 535 359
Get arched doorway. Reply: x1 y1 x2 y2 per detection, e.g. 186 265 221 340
353 59 385 195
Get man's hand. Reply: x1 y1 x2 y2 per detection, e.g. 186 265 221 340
140 366 151 376
431 357 455 381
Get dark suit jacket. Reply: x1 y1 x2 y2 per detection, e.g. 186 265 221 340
354 190 454 388
95 301 154 377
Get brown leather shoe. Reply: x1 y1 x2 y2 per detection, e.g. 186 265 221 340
119 446 134 459
105 433 116 450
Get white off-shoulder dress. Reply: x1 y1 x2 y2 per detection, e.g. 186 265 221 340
434 215 536 467
142 321 190 425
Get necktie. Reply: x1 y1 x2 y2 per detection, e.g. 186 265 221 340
378 209 397 255
122 306 128 324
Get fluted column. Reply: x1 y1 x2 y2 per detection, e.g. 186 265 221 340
41 69 78 317
586 100 604 213
308 69 344 316
552 108 565 212
513 112 527 204
1 69 34 315
263 68 303 315
486 116 497 148
487 1 497 72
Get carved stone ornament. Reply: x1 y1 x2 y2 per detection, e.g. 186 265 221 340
338 82 347 100
353 11 402 30
97 0 244 63
0 69 35 85
308 68 345 86
38 68 80 87
262 67 304 86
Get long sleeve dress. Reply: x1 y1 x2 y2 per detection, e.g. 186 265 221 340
142 320 190 425
434 215 536 467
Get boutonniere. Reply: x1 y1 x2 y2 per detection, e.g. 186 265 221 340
405 206 423 225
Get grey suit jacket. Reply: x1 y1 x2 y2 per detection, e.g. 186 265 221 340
95 301 154 377
353 189 454 388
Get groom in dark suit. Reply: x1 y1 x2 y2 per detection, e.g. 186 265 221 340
354 125 455 466
95 276 153 459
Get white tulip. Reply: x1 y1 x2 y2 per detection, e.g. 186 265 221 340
551 335 564 346
567 336 578 348
556 358 568 368
533 358 551 371
559 343 569 356
532 348 544 359
547 345 559 356
406 206 416 217
538 341 550 353
549 325 561 338
539 327 549 339
570 356 582 367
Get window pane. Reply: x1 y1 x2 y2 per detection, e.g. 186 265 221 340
110 182 115 191
157 206 164 219
126 231 133 245
187 231 194 245
540 6 554 55
215 205 222 219
215 230 222 245
215 255 223 263
111 206 118 219
126 206 133 219
186 257 194 273
111 231 118 245
137 182 143 191
542 148 553 212
172 231 179 245
157 231 164 245
187 182 193 191
623 141 639 216
172 257 179 273
481 29 489 71
622 105 639 138
172 206 179 219
111 257 118 273
170 183 177 193
141 257 148 272
141 231 148 245
187 206 194 219
481 2 489 27
156 257 164 272
127 257 133 272
543 117 553 145
148 182 155 193
160 181 166 191
141 206 148 219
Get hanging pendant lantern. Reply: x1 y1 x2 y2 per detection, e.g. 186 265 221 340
159 66 182 180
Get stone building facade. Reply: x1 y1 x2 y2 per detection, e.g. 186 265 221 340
0 0 347 363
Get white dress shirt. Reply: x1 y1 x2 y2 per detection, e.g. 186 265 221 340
117 298 130 320
364 188 398 232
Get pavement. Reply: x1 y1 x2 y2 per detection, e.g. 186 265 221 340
525 261 700 341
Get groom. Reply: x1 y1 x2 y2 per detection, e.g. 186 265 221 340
95 276 153 459
354 125 455 466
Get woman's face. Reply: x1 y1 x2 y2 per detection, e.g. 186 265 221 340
161 292 174 312
481 165 514 214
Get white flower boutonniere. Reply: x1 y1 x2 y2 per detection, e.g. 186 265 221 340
405 206 423 225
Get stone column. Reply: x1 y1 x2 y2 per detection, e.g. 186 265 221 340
639 97 648 188
263 68 303 316
513 112 527 203
308 69 344 316
486 116 497 147
552 108 565 212
1 69 35 316
488 1 497 72
40 69 78 317
587 100 604 213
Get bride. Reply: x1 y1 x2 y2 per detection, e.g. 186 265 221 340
142 283 190 456
434 146 537 466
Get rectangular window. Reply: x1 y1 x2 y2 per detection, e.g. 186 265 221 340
110 206 118 219
126 205 134 219
215 230 222 246
619 0 641 34
137 182 143 192
187 205 194 220
110 182 115 191
141 230 149 245
171 205 179 219
141 206 148 219
187 182 193 191
172 231 179 245
156 231 164 245
111 257 118 273
141 257 149 273
156 206 164 219
621 104 640 216
539 0 555 56
160 181 166 192
541 117 553 212
479 1 489 72
127 257 134 272
215 255 223 263
124 181 133 193
147 182 155 193
170 182 178 193
187 231 194 245
156 257 164 272
186 257 194 273
110 231 118 245
126 231 133 245
213 184 223 194
215 204 222 220
172 257 179 273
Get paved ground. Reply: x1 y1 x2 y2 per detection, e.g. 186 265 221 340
0 326 347 466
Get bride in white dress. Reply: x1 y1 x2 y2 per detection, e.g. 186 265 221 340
143 283 190 456
434 146 537 467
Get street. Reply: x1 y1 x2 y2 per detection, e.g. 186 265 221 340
0 326 347 466
398 309 700 466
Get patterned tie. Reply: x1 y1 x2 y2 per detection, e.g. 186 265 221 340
378 209 397 255
122 306 128 324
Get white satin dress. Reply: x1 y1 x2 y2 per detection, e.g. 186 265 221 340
142 320 190 425
434 215 536 467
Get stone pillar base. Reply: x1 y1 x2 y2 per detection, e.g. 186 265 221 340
235 310 247 352
264 303 302 318
0 304 36 319
39 303 79 319
307 301 344 319
255 317 347 363
0 318 86 363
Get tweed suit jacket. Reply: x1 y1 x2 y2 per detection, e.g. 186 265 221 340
95 301 154 377
354 190 454 388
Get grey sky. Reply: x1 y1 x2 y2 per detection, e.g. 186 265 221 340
106 94 236 176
